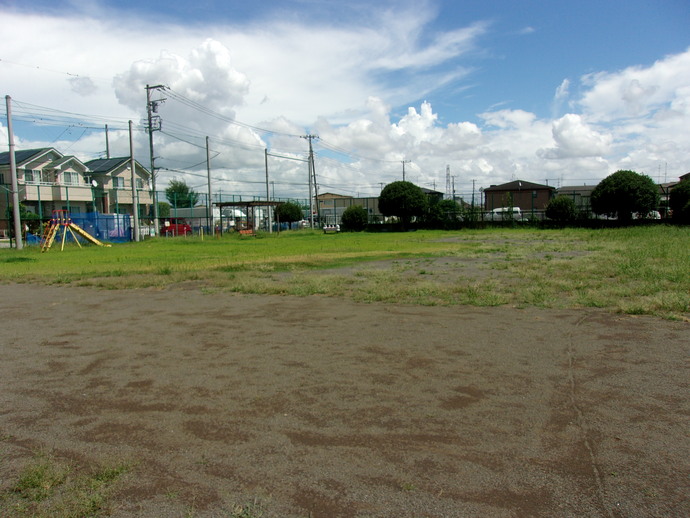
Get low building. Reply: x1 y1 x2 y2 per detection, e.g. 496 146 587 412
483 180 555 213
556 185 596 215
316 186 443 225
316 193 382 225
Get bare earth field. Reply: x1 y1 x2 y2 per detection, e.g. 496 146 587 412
0 282 688 517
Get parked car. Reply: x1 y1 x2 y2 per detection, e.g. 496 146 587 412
484 207 526 222
160 219 192 236
633 211 661 220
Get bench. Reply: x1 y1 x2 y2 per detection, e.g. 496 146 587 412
238 229 255 237
323 225 340 234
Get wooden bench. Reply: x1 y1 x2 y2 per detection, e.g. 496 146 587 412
238 229 255 237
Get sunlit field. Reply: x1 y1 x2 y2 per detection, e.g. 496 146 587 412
1 226 688 319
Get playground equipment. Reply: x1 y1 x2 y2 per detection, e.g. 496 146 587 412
40 210 111 252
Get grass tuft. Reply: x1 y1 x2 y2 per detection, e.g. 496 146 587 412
2 452 130 518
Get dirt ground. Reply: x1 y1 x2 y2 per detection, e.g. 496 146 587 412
0 283 688 517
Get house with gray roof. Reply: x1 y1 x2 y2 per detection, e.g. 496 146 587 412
0 148 151 236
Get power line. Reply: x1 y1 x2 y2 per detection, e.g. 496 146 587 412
164 87 303 139
9 99 134 128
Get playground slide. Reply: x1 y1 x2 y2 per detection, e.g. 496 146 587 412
68 223 111 247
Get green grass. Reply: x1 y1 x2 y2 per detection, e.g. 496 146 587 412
1 451 130 517
1 226 688 319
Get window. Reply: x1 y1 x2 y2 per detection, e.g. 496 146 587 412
24 169 40 183
113 177 125 189
63 171 81 185
136 178 144 190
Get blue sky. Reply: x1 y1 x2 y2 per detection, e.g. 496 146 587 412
1 0 689 198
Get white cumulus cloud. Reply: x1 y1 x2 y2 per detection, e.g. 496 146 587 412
539 114 612 159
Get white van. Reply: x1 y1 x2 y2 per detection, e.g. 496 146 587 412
484 207 523 221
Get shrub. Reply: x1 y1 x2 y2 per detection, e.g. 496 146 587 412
424 199 462 229
340 205 368 231
275 202 304 225
545 195 577 224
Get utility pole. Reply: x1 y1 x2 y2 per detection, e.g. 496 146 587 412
105 124 110 159
206 137 212 234
5 95 22 249
401 160 410 181
146 84 165 235
302 134 320 228
445 165 451 200
129 120 140 242
265 148 273 233
471 179 476 210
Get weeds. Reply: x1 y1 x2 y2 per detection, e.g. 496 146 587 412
1 452 130 518
231 498 265 518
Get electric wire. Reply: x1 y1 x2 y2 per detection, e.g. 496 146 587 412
4 96 424 198
164 87 303 139
316 137 401 164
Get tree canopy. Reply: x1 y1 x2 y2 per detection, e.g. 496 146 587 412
6 203 41 234
424 199 462 229
590 170 659 222
165 179 199 208
275 201 303 224
669 178 690 223
340 205 368 231
378 181 427 228
157 201 171 219
545 195 577 224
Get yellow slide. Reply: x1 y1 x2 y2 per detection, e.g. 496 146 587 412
40 222 111 252
68 223 111 248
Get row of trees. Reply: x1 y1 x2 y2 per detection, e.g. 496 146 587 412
547 170 690 224
161 170 690 231
359 171 690 230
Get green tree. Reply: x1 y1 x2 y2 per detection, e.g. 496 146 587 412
6 203 41 234
275 201 303 225
590 170 660 223
669 178 690 224
545 195 577 224
165 179 199 208
157 201 171 219
425 199 461 229
379 181 427 229
340 205 368 231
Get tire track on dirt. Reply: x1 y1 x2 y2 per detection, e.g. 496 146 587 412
567 311 615 518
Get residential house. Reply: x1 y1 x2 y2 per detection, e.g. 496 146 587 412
0 148 152 235
84 157 153 216
483 180 555 214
